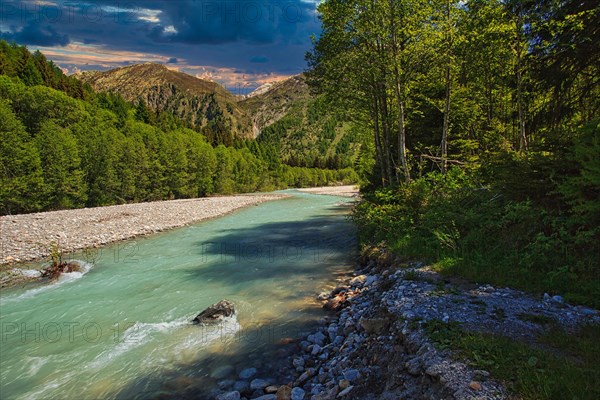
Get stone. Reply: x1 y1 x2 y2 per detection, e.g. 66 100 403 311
291 387 305 400
216 391 240 400
255 395 277 400
239 367 257 379
293 357 305 368
349 275 367 287
343 369 360 382
365 275 377 286
279 337 296 345
337 386 353 397
297 368 315 384
276 385 292 400
324 294 347 311
338 379 350 389
317 292 330 301
359 317 388 334
551 295 564 305
307 332 326 346
250 378 271 391
217 379 235 389
469 381 482 391
265 385 279 394
192 300 235 324
233 380 250 393
405 358 421 376
311 344 322 355
543 293 551 301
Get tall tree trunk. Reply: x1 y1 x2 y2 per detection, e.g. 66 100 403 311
372 93 386 187
441 63 451 174
441 1 452 174
394 69 410 183
514 10 528 151
378 84 393 185
389 0 410 184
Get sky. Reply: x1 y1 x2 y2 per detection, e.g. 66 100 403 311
0 0 322 94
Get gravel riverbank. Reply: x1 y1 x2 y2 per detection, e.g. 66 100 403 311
0 194 286 268
296 186 359 198
210 248 599 400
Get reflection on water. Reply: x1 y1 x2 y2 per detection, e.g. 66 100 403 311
0 191 356 399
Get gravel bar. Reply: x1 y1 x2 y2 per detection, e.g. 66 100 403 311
0 194 287 266
296 185 359 197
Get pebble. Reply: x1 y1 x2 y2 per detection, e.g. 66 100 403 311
255 395 277 400
231 251 600 400
291 387 305 400
337 386 353 397
216 391 240 400
276 385 292 400
342 369 360 382
239 367 257 379
233 380 250 393
250 378 271 391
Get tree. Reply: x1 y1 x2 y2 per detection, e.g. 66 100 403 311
0 100 45 213
35 122 87 209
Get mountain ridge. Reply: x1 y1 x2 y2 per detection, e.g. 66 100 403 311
77 63 253 143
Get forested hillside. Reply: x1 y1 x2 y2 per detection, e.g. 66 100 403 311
0 41 358 215
241 75 366 171
78 63 253 145
308 0 599 306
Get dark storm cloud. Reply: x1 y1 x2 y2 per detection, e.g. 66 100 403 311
0 0 321 81
1 21 70 46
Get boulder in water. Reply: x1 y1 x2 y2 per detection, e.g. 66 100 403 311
192 300 235 324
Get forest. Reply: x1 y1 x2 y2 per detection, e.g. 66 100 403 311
0 40 358 215
307 0 599 306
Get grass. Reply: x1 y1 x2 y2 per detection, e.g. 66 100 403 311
423 320 600 400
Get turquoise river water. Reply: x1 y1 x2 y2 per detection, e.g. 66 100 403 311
0 191 356 400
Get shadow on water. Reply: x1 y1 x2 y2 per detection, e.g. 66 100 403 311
184 212 357 286
112 205 357 400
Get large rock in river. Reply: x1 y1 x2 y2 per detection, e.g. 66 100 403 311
192 300 235 324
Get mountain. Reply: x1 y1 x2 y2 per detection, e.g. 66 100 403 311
78 63 364 169
240 74 311 137
77 63 253 143
239 74 364 169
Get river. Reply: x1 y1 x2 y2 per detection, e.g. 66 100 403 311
0 190 356 400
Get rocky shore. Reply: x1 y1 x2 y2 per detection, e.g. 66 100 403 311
0 194 286 268
212 249 599 400
296 186 359 198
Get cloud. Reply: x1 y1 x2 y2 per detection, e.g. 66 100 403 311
1 22 70 46
166 57 178 64
1 0 321 84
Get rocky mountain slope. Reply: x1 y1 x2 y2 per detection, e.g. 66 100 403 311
78 64 363 169
78 63 253 139
240 74 311 137
240 74 364 169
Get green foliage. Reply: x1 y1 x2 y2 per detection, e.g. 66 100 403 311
424 320 600 400
353 164 600 307
0 99 44 214
0 41 91 99
0 60 358 214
